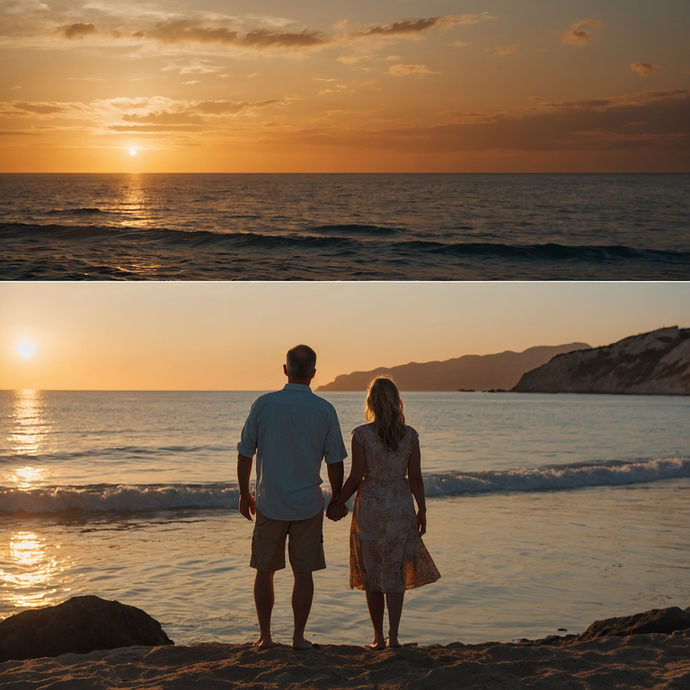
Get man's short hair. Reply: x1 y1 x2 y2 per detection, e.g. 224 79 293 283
286 344 317 380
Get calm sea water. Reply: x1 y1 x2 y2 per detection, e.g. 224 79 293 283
1 173 689 280
1 390 689 645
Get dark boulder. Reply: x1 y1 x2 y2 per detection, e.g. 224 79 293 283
0 595 173 662
580 606 690 640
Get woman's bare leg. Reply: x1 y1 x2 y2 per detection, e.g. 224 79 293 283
365 590 386 649
385 592 404 647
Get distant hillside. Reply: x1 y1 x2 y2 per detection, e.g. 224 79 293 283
317 343 590 392
513 326 690 395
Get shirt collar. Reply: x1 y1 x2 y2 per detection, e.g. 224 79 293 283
283 383 312 392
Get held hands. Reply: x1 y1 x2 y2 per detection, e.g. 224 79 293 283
327 498 348 522
240 493 256 521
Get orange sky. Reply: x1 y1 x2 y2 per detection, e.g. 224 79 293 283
2 281 689 391
1 1 689 172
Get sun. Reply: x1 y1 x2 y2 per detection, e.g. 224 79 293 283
129 149 137 156
17 341 36 358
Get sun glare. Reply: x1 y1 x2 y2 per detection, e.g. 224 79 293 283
17 341 36 358
129 149 137 156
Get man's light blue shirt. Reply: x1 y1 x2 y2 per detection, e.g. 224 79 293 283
237 383 347 521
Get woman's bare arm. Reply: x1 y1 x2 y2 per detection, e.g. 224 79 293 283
407 439 427 536
334 436 366 513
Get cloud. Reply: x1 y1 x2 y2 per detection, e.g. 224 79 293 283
631 62 661 76
194 99 281 115
3 97 283 131
59 23 98 39
144 20 238 45
141 19 328 51
0 129 40 136
109 98 282 131
388 64 438 76
12 101 81 115
559 19 603 47
336 52 370 65
487 44 518 57
2 0 49 16
350 13 494 39
240 28 328 49
536 90 687 110
162 60 223 75
277 90 690 156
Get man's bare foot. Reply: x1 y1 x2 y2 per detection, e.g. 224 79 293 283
387 637 401 648
369 639 386 650
254 636 277 649
291 636 314 650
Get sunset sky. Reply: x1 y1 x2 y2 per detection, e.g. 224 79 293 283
1 0 689 172
2 281 689 390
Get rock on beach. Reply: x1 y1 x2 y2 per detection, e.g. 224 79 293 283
0 595 173 663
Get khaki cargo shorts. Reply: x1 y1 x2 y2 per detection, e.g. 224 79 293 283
250 507 326 573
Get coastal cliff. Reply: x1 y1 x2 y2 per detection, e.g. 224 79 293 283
317 343 589 392
513 326 690 395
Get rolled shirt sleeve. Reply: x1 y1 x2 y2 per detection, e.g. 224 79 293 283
237 399 260 457
324 406 347 464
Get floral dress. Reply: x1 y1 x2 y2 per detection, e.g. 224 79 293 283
349 424 441 593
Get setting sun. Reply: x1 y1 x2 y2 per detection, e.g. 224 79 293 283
17 342 36 359
129 149 137 156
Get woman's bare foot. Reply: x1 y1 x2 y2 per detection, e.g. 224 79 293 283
254 636 277 649
292 636 314 650
369 639 386 650
387 636 401 648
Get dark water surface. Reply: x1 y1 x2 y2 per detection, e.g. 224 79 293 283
1 173 688 279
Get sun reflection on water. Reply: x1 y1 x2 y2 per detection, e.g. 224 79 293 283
8 390 50 456
0 531 70 610
4 390 51 489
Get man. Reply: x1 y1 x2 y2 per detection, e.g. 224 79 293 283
237 344 348 650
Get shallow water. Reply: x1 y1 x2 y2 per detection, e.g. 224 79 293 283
2 173 689 279
2 480 688 646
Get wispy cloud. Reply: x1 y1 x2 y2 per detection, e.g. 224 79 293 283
132 19 329 51
559 19 602 47
240 28 328 49
388 64 438 77
487 44 518 57
4 97 283 129
273 90 690 155
349 14 494 39
631 62 661 76
162 60 224 75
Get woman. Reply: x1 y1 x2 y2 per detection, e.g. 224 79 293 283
333 376 440 649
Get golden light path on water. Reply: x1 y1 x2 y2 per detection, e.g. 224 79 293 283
1 390 72 612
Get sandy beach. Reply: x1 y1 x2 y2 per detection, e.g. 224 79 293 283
1 631 689 689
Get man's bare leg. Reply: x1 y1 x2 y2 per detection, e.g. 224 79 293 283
385 592 405 648
291 571 314 649
254 570 277 648
365 591 386 649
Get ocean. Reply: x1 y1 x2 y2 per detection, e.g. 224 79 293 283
1 389 689 646
1 173 689 280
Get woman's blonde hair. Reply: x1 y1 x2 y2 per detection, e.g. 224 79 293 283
365 376 406 451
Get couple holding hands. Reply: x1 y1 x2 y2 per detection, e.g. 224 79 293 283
237 345 440 650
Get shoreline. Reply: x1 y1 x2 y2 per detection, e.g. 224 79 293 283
2 632 690 689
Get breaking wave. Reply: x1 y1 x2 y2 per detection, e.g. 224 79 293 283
1 457 687 516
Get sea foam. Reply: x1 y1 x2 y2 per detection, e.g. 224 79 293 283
1 457 687 515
